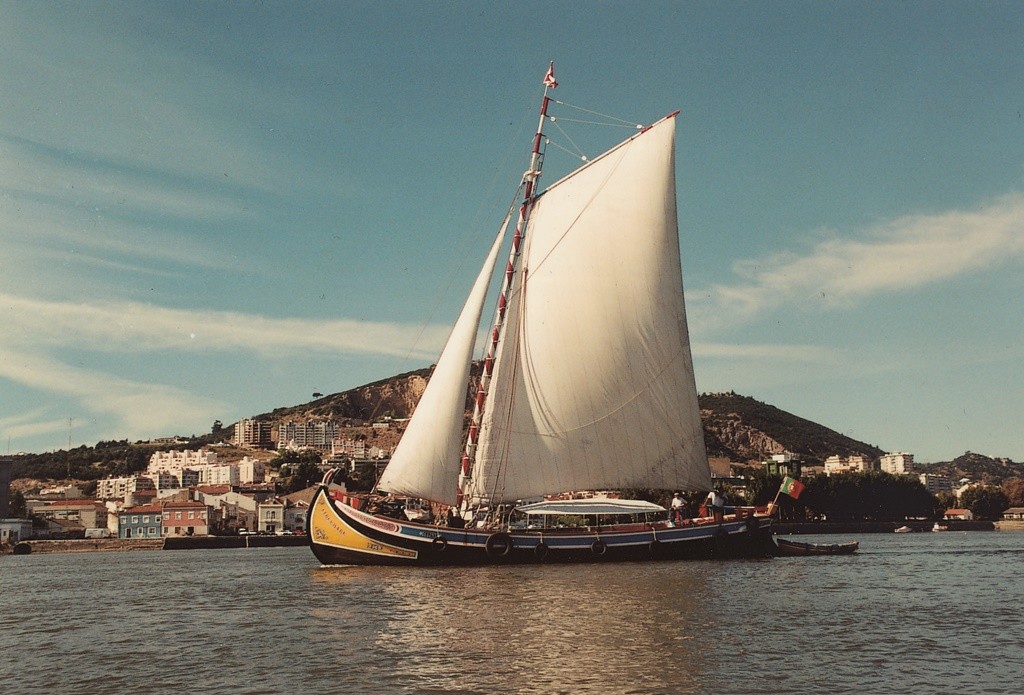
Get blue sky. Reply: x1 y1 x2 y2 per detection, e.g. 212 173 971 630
2 1 1022 462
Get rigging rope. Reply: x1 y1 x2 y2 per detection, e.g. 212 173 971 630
549 99 644 129
546 118 587 161
542 100 645 165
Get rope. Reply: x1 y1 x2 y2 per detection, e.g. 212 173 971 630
545 137 588 162
550 116 641 129
541 100 645 165
550 99 644 129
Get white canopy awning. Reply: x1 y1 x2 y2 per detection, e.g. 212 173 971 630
514 499 667 516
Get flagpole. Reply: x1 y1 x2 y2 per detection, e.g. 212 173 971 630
767 488 784 518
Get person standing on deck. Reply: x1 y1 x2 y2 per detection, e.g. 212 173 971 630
671 492 687 523
705 487 726 523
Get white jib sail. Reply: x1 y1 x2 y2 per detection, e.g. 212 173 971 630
376 219 509 506
469 116 711 503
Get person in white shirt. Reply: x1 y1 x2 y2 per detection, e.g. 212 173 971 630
670 492 687 523
705 487 726 523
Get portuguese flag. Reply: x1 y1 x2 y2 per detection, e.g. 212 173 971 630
779 476 806 499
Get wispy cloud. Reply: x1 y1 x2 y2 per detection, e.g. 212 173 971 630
0 407 68 443
0 293 448 360
0 347 226 442
692 192 1024 332
0 292 448 447
692 342 834 363
0 133 256 271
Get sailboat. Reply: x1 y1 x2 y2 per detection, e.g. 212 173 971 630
307 65 774 565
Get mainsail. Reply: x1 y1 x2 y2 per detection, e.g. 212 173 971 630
468 116 711 503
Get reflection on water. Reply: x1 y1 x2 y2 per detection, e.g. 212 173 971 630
2 534 1022 694
311 563 714 694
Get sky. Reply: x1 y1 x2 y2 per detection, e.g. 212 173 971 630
1 1 1022 463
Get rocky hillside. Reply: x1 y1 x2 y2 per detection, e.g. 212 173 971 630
918 452 1024 486
256 370 884 467
12 368 1020 487
265 367 434 424
698 392 885 466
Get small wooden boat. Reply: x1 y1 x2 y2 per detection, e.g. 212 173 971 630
774 538 858 556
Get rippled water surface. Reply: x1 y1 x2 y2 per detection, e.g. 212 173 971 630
2 532 1021 694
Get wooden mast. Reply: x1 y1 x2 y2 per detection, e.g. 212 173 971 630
457 63 557 508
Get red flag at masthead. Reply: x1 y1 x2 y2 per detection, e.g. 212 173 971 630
543 62 558 89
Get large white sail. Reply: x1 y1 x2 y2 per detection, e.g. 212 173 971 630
376 220 509 505
469 116 710 503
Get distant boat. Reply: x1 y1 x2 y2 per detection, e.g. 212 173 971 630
775 538 859 556
895 525 913 533
306 65 774 566
932 522 950 532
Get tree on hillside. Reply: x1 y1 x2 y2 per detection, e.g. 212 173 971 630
281 461 322 494
7 490 26 518
935 491 957 513
271 449 321 468
1001 477 1024 507
804 471 939 522
742 470 782 506
960 486 1010 521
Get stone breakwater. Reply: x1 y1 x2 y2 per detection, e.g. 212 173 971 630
3 535 307 555
7 538 164 554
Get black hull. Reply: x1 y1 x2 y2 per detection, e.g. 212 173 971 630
307 486 775 566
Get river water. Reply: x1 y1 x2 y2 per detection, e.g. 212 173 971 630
1 531 1021 694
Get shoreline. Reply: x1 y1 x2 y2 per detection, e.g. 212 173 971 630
2 534 307 555
6 521 1021 555
773 520 998 534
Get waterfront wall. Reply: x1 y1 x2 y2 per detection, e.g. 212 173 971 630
773 520 995 534
163 534 306 550
12 538 164 554
5 534 307 555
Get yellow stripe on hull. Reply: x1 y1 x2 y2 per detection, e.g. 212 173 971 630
310 492 418 560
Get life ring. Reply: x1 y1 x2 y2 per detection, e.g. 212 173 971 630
432 536 448 551
534 542 550 560
591 539 607 556
485 532 512 558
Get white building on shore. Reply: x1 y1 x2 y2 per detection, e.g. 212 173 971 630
824 455 872 476
148 449 218 474
880 452 915 475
